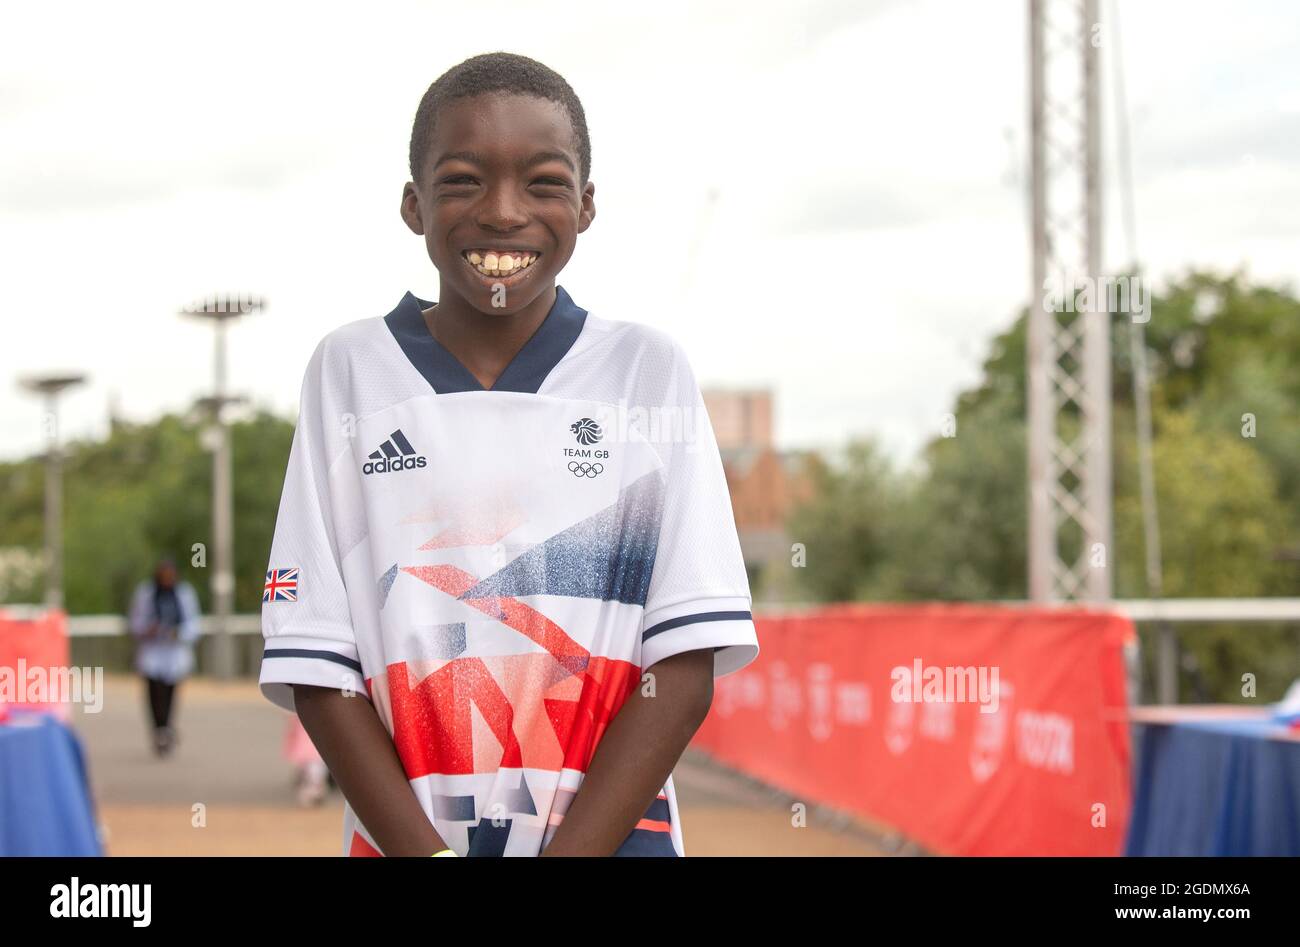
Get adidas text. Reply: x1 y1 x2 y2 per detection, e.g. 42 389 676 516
363 455 427 475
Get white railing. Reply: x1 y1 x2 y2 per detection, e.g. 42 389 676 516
60 614 263 637
745 599 1300 622
31 599 1300 638
1004 598 1300 622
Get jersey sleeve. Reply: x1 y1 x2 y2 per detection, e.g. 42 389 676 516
258 340 365 712
639 342 759 678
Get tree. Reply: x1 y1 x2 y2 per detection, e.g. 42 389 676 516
785 442 904 601
785 271 1300 701
0 409 296 616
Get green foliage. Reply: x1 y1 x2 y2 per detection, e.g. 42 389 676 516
786 443 905 601
1115 410 1293 702
902 393 1029 601
786 271 1300 701
0 409 294 616
1116 411 1287 599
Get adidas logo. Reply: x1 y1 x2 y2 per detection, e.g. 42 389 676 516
363 429 427 475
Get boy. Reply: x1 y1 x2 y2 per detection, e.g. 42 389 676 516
258 52 758 857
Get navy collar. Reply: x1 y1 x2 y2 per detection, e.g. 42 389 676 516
384 285 588 394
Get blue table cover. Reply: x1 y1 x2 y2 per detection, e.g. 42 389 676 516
0 712 102 856
1126 712 1300 856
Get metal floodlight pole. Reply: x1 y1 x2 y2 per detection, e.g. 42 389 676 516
1027 1 1052 603
1027 0 1112 604
18 373 87 611
1083 0 1112 604
1110 0 1175 702
182 293 266 678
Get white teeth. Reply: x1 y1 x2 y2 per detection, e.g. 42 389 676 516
465 250 538 277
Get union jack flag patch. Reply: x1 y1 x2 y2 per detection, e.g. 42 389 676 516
263 568 300 603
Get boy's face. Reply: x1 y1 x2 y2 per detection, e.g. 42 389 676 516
400 93 595 316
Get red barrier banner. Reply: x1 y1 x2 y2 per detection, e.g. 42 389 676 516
693 604 1134 856
0 609 71 720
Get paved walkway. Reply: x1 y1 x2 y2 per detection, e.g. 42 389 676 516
74 674 889 856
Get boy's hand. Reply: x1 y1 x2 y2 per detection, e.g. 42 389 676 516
292 683 452 857
541 648 714 856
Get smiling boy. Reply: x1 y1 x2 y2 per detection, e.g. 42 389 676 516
258 52 758 857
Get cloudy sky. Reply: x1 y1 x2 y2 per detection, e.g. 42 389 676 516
2 0 1297 463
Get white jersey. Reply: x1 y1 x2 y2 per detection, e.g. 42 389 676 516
258 285 758 857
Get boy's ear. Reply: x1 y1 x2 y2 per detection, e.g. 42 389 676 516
577 180 596 234
400 182 425 235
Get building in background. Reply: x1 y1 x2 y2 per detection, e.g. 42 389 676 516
701 389 815 602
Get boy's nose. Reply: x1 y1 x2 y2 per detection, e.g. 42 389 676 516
475 184 529 230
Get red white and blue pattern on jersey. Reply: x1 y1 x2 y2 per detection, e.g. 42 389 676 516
263 568 299 603
257 286 760 857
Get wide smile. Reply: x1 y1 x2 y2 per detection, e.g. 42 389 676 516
460 248 542 285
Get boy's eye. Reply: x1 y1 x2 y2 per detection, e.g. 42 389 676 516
435 174 569 191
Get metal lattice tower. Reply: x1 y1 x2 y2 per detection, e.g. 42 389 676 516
1027 0 1112 602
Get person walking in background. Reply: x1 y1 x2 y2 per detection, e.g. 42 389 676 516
128 557 202 757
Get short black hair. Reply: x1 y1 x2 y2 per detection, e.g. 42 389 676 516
409 52 590 187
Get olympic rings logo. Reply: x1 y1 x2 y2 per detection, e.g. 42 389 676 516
568 461 604 478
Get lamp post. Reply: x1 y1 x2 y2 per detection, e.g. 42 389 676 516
18 373 87 610
181 293 265 678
